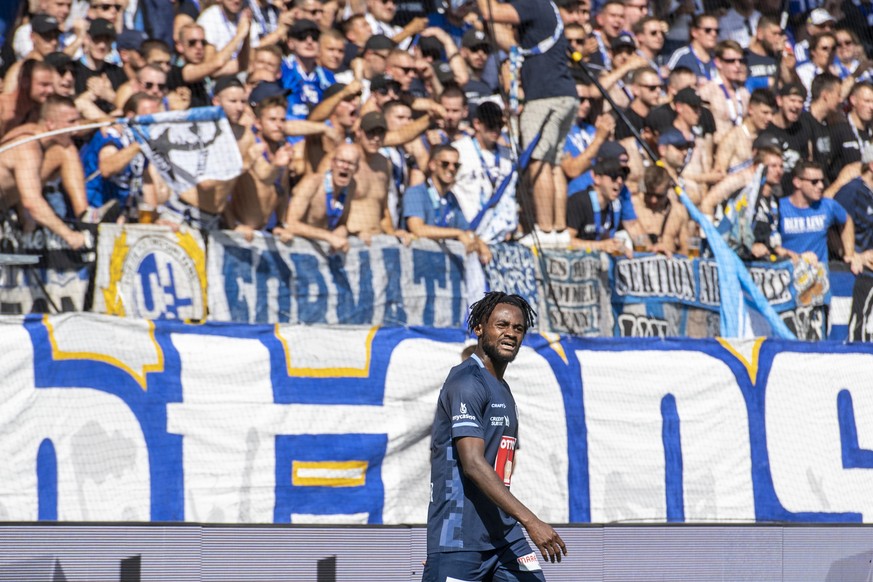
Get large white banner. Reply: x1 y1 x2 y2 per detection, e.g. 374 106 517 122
2 314 873 524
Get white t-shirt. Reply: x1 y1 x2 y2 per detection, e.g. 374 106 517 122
451 135 518 244
197 5 260 54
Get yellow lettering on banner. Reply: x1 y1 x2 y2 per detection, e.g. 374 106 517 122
275 325 378 378
716 337 765 384
102 229 130 316
175 229 208 315
292 460 368 487
43 314 164 390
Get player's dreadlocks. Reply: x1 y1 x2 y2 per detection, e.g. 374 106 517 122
467 292 537 334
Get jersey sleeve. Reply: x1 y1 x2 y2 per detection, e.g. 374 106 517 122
443 370 489 440
619 186 637 221
402 185 429 222
828 198 848 226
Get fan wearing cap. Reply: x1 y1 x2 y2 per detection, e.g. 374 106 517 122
72 18 127 114
281 19 336 120
451 101 518 245
273 143 360 251
3 14 63 94
656 128 702 202
560 73 615 199
631 164 691 255
333 34 394 94
12 1 74 61
765 83 810 192
345 111 403 242
457 29 499 99
0 95 88 249
567 156 634 256
45 52 77 98
714 88 776 176
80 92 162 220
794 8 836 64
402 144 491 263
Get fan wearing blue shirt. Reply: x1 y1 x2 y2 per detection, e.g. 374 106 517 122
281 19 335 120
403 144 491 264
777 160 864 273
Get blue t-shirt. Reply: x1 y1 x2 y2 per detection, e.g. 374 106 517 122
80 127 147 208
280 55 335 119
426 354 524 553
666 45 715 81
508 0 575 101
779 196 848 263
835 177 873 252
402 182 470 230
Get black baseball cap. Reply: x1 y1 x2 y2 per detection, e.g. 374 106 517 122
249 81 290 107
592 157 626 175
364 34 395 52
752 132 784 152
370 73 401 94
290 19 320 39
778 82 807 100
596 141 629 163
673 87 702 107
360 111 388 133
44 51 73 71
89 18 117 39
658 128 694 147
462 29 490 50
611 33 636 52
31 13 61 35
213 75 244 95
117 28 148 50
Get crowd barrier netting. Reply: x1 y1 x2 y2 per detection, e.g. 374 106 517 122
3 314 873 524
3 223 873 340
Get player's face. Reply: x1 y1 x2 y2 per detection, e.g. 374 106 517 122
477 304 526 364
440 96 464 131
794 169 825 202
214 87 247 124
256 105 286 142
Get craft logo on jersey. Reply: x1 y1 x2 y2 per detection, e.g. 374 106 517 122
120 235 203 320
495 436 516 486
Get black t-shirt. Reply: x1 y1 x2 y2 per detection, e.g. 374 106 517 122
799 110 833 178
73 61 128 113
614 107 645 141
765 119 812 194
167 64 210 108
509 0 576 101
645 103 715 136
827 118 873 182
568 188 617 240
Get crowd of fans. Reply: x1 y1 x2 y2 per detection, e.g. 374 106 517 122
1 0 873 280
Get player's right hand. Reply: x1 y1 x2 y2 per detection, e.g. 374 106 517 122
526 518 567 563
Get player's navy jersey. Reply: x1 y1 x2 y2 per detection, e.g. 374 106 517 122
425 354 524 554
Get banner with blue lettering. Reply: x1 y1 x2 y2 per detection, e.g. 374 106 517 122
7 313 873 524
207 233 467 326
92 224 207 320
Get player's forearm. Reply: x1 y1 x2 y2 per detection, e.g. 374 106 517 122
461 455 538 527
